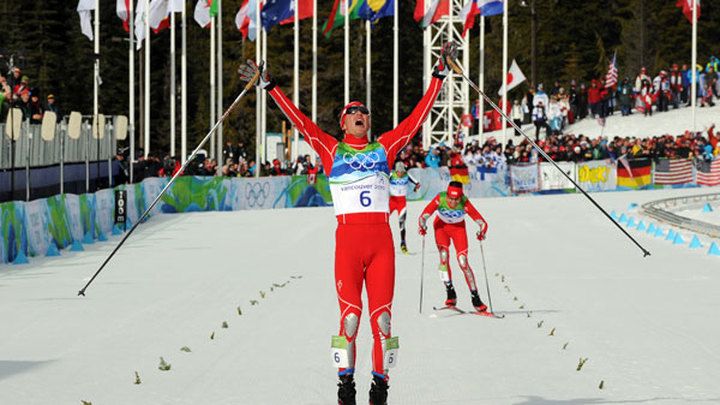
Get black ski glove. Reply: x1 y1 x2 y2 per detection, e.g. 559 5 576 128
433 41 458 79
238 59 275 90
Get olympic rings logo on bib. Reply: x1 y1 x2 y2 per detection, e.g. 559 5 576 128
439 209 464 219
343 151 380 170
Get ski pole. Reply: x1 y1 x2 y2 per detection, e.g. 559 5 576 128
419 234 426 314
478 241 502 318
77 69 261 297
446 58 651 258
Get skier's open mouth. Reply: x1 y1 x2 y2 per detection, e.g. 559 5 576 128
355 119 364 126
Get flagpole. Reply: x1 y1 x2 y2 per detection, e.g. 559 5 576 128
170 11 177 158
344 0 349 106
129 0 135 182
691 0 697 135
217 0 224 174
182 0 187 164
393 0 398 127
262 29 267 167
366 20 371 139
421 1 430 148
312 0 318 165
145 0 150 158
94 0 99 188
210 14 216 159
501 0 508 147
446 1 454 145
462 6 469 147
255 1 261 177
293 0 299 162
478 15 484 143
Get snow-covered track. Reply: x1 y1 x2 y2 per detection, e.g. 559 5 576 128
641 192 720 237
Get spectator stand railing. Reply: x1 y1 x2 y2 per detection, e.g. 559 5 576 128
1 111 125 202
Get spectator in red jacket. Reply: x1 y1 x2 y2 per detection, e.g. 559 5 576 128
597 78 610 119
587 79 601 118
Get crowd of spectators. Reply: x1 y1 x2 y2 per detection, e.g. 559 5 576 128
503 127 718 165
8 58 719 184
119 153 221 183
389 125 718 176
116 56 719 182
521 57 720 140
121 122 718 184
123 138 324 182
0 66 60 124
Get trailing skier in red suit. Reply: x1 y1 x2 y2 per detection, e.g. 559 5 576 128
419 181 489 312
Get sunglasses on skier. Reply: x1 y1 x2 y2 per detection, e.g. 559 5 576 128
345 105 370 115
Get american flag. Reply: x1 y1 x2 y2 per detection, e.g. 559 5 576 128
654 158 693 185
605 51 617 88
696 159 720 186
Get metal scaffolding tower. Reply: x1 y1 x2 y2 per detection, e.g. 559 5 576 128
422 0 470 150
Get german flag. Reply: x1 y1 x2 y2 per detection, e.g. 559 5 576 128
617 158 652 189
449 166 469 184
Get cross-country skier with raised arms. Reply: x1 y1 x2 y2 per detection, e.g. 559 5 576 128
389 161 420 254
239 42 457 405
418 181 489 313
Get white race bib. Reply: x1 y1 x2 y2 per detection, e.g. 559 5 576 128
437 208 466 224
330 173 389 216
388 177 409 197
331 335 349 368
438 264 450 282
384 336 399 368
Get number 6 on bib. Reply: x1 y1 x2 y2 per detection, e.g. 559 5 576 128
384 336 399 368
360 190 372 207
331 335 350 368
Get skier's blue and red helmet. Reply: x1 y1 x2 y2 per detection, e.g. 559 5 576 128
339 101 370 127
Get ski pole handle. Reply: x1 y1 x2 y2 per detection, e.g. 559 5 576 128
243 69 261 91
446 58 464 76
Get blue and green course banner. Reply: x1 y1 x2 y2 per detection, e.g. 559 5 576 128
0 167 510 265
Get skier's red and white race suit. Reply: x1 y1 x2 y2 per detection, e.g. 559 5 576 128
420 193 488 291
268 77 444 379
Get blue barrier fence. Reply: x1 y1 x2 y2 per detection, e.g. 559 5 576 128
1 160 716 266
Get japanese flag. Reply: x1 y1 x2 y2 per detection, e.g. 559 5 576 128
498 59 527 95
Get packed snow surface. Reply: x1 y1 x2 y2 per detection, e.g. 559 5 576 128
2 185 720 404
679 201 720 226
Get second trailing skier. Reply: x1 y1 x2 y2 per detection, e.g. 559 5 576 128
418 181 489 312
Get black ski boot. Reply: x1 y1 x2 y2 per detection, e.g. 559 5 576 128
368 375 389 405
445 283 457 306
471 290 487 313
337 374 357 405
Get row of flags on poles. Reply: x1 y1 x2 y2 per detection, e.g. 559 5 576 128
77 0 703 45
415 0 502 32
324 0 395 36
77 0 509 43
75 0 701 98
